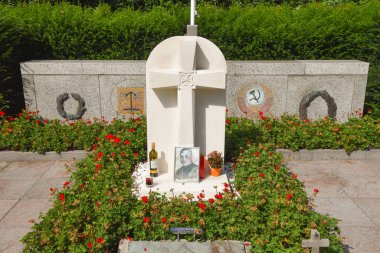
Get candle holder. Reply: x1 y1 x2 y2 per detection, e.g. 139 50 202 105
146 177 153 187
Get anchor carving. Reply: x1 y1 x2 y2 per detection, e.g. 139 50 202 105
123 91 140 113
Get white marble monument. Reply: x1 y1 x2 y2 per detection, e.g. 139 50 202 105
142 20 228 196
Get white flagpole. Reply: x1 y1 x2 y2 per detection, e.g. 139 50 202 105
190 0 195 25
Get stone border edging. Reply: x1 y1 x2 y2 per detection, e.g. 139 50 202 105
277 149 380 160
0 149 378 162
0 150 88 162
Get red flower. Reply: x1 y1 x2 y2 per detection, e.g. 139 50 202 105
63 181 70 187
224 188 229 193
35 120 40 125
141 196 148 203
124 140 130 145
143 217 149 223
197 193 205 199
161 217 167 223
87 120 92 124
135 117 141 122
292 174 298 179
97 152 103 157
129 128 135 132
95 164 101 172
226 119 230 124
198 202 206 211
261 116 267 120
97 237 104 244
43 119 48 124
215 193 223 199
259 111 263 116
249 176 253 182
259 173 265 178
314 188 319 194
208 198 214 203
8 117 13 121
0 111 4 116
87 242 93 248
134 152 138 157
254 152 259 157
114 137 121 144
59 193 65 201
92 144 97 151
224 183 229 187
96 202 100 208
275 165 280 170
286 194 293 200
226 108 229 113
106 134 114 140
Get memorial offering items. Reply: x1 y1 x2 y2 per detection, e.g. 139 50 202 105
207 151 223 176
149 142 158 177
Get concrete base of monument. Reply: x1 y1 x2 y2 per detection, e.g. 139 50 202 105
133 163 231 199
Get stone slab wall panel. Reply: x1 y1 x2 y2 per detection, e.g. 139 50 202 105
21 60 369 122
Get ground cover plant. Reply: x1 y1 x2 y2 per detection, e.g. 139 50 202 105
0 1 379 116
19 116 343 252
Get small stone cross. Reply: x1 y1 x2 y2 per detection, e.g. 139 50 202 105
302 229 329 253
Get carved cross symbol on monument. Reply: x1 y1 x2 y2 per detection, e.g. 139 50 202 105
302 229 329 253
148 38 225 147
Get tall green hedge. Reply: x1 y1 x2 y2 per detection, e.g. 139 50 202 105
0 2 379 115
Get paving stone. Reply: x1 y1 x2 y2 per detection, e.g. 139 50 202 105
289 162 348 198
0 200 18 220
118 240 247 253
0 178 39 200
341 175 380 198
313 198 374 227
0 161 54 178
24 177 69 199
0 162 8 172
42 160 75 178
0 228 30 253
340 226 380 253
352 198 380 226
0 199 51 229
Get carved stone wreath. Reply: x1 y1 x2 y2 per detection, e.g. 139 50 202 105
299 90 337 120
56 93 86 120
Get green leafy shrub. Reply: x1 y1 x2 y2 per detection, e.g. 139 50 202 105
22 134 342 252
225 113 380 161
0 2 379 114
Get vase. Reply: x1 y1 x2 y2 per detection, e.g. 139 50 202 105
210 167 222 176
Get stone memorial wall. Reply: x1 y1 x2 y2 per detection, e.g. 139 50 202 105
21 60 368 122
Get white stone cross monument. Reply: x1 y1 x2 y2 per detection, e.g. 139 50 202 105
302 229 329 253
146 32 227 179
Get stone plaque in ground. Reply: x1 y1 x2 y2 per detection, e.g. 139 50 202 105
118 240 249 253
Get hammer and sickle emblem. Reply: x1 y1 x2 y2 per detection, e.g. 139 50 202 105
249 89 261 103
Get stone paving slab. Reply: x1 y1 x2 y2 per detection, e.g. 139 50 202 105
118 240 248 253
0 228 30 253
24 177 69 199
313 197 374 227
42 160 76 178
352 198 380 226
0 162 8 172
0 199 51 229
340 226 380 253
0 200 18 220
288 159 380 253
0 178 40 200
0 161 55 178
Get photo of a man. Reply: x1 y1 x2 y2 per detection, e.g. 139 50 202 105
174 147 199 182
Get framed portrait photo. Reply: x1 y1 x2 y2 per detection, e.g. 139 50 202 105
174 147 200 183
